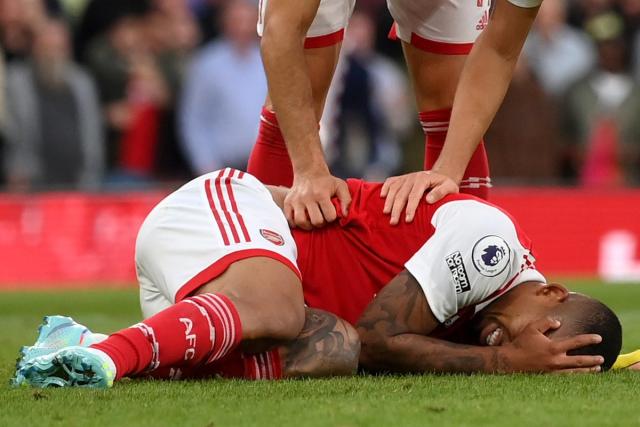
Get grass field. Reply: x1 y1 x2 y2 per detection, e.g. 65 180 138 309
1 280 639 427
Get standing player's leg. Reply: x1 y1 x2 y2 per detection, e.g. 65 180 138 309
247 0 351 186
389 0 492 199
403 45 491 200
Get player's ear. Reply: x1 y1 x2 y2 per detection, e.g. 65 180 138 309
536 283 569 303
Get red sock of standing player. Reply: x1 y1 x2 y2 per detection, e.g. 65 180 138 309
247 107 294 187
91 293 242 380
419 108 491 200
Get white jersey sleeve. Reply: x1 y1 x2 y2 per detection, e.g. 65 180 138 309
405 200 545 323
506 0 543 9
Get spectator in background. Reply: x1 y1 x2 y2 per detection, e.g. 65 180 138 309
322 11 411 181
141 0 200 180
4 19 104 191
0 0 49 61
178 0 266 175
74 0 150 62
86 15 172 185
561 12 640 186
524 0 595 96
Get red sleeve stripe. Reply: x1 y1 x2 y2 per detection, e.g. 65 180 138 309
205 177 230 246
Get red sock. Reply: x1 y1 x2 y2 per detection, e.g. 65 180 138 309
247 107 294 187
419 108 491 200
143 349 283 381
211 349 283 380
91 293 242 380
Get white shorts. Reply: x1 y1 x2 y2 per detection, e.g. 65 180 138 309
136 168 300 318
257 0 356 48
388 0 491 54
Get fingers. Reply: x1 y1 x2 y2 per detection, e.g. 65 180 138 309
306 203 325 228
531 316 562 334
555 354 604 370
293 203 312 230
383 180 401 215
554 334 602 353
381 177 394 198
335 180 352 217
554 366 602 374
284 199 295 228
405 179 430 223
319 198 337 223
425 180 458 204
390 181 412 225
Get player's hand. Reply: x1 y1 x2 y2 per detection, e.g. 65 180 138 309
501 317 604 373
285 170 351 230
381 171 459 225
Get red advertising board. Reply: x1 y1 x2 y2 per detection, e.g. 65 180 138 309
0 188 639 287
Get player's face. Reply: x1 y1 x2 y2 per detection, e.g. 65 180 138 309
473 282 570 347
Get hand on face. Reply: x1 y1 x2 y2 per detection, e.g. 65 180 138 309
285 171 351 230
487 317 604 373
380 171 459 226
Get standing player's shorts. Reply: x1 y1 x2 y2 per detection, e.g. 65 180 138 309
136 168 300 318
387 0 491 55
257 0 356 49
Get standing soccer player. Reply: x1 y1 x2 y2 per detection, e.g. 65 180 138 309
249 0 546 227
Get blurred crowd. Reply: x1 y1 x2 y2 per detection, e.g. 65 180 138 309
0 0 639 191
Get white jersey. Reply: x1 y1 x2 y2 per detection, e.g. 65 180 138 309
405 200 546 324
257 0 356 48
136 168 299 318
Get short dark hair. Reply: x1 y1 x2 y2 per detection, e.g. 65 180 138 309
553 294 622 372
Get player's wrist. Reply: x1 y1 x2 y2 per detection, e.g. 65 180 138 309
292 157 330 178
430 163 464 185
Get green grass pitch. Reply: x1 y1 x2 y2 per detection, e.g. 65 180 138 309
1 281 639 427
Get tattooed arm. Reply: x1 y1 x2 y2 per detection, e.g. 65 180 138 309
280 308 361 378
357 270 605 374
357 270 509 374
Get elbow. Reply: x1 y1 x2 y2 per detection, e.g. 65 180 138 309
357 328 394 372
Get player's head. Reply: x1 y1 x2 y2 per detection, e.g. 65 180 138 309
475 282 622 371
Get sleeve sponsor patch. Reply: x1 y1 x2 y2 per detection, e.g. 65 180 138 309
445 251 471 294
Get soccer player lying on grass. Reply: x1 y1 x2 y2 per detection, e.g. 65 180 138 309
13 169 361 388
13 169 633 389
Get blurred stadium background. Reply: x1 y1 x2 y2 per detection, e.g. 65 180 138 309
0 0 639 287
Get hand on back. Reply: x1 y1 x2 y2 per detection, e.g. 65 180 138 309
381 171 459 225
285 169 351 230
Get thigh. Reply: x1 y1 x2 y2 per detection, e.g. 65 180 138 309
195 256 304 341
402 43 467 111
390 0 490 110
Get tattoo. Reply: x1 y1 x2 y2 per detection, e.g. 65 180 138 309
357 270 510 374
281 308 360 378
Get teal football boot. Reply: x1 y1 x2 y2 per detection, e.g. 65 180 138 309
12 316 108 382
13 346 116 388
